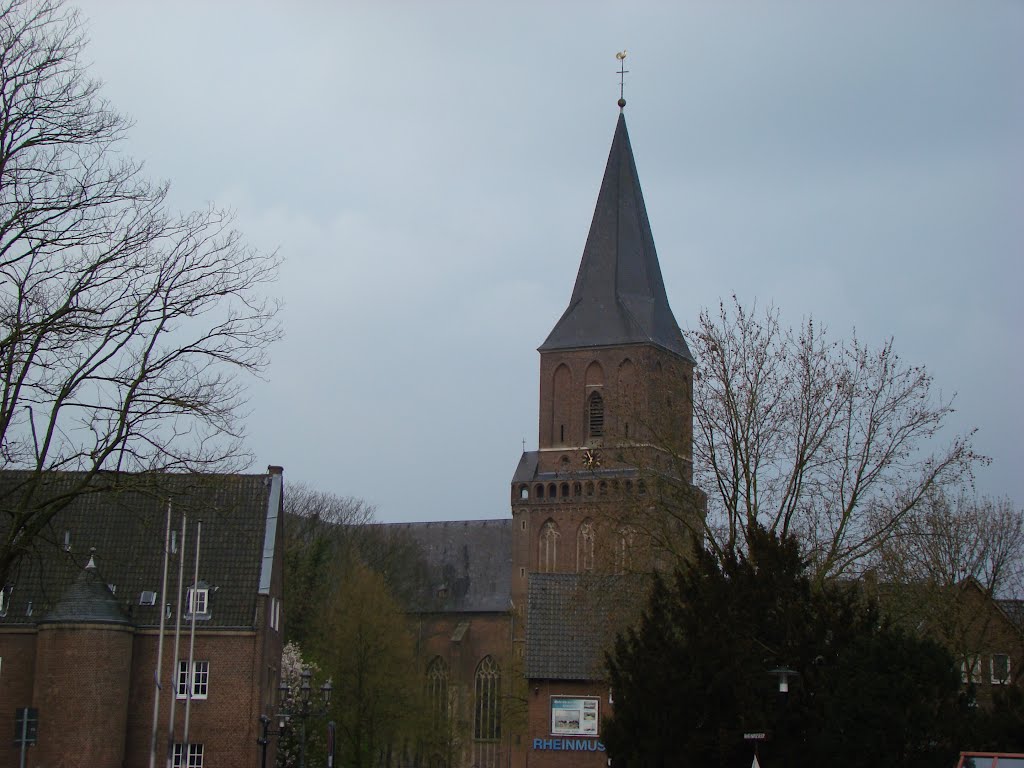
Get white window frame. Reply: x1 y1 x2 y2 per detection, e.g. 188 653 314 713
269 597 281 631
961 655 982 684
991 653 1011 685
186 587 209 617
177 660 210 700
172 743 204 768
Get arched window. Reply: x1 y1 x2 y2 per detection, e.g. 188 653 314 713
588 391 604 438
616 526 636 574
535 484 544 499
577 520 595 572
560 483 570 499
474 656 502 741
426 657 450 729
553 363 572 446
539 520 559 572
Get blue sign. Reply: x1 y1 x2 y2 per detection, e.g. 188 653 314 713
532 738 605 752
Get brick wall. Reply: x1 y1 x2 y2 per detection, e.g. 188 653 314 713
125 630 263 768
413 612 517 768
33 622 134 768
0 630 39 767
520 679 612 768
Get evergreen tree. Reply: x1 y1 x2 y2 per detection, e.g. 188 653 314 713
603 527 961 767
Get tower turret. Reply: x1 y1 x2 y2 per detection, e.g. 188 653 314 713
511 109 699 604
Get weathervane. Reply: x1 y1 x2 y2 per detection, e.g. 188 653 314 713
616 50 629 110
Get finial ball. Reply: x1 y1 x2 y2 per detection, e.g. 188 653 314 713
618 98 626 109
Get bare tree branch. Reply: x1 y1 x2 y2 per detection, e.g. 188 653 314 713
0 0 281 583
683 296 981 580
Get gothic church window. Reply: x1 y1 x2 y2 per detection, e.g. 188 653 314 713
474 656 501 741
616 527 636 574
577 520 595 572
427 656 450 727
539 520 559 572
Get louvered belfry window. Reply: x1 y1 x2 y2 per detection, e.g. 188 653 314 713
588 391 604 438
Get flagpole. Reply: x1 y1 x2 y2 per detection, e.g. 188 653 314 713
148 501 173 768
166 512 187 768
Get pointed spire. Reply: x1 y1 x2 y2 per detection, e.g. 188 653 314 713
39 551 130 626
540 113 693 361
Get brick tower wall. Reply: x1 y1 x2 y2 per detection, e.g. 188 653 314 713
33 622 134 768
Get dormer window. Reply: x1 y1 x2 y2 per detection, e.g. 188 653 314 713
186 585 210 619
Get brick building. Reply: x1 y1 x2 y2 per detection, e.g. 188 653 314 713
386 107 703 768
0 467 286 768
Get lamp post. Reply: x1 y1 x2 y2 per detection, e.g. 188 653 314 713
768 667 798 695
272 667 333 768
257 714 281 768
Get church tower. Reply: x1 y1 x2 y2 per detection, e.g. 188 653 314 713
510 110 698 606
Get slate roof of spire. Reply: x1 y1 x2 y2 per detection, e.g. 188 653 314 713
38 555 130 626
540 113 693 361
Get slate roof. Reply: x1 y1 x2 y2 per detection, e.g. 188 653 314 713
0 470 276 630
512 450 640 485
540 113 693 362
377 520 512 614
525 572 649 681
38 556 130 625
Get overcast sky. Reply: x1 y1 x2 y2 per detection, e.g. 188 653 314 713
74 1 1023 522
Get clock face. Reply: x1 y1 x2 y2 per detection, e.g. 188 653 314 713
582 449 602 468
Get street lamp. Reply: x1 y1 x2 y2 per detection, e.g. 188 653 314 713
768 667 798 695
267 667 333 768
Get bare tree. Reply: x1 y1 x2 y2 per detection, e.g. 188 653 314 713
674 296 979 580
870 489 1024 696
877 489 1024 597
0 0 281 583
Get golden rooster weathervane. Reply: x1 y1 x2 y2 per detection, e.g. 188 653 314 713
616 50 629 109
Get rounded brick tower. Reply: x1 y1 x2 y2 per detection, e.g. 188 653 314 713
33 552 134 767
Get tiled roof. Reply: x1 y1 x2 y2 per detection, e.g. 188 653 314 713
996 599 1024 633
525 572 649 681
376 520 512 614
0 470 275 630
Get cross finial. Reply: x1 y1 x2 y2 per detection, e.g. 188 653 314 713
615 50 629 110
